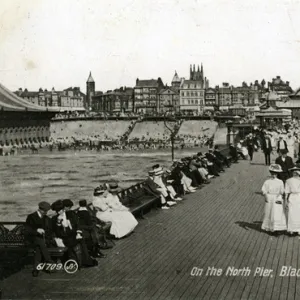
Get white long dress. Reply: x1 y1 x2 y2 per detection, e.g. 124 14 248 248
261 177 287 232
286 137 295 157
285 177 300 233
95 193 138 238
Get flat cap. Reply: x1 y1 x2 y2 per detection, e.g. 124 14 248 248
38 201 51 212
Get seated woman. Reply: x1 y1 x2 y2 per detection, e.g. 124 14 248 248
51 200 98 268
92 183 138 239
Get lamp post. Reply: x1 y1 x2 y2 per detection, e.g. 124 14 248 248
164 110 176 161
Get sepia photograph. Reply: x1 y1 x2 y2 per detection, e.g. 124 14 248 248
1 0 300 299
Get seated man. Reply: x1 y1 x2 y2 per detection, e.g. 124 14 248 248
25 201 54 277
176 161 196 193
181 158 202 188
168 162 185 196
51 200 98 268
229 144 239 163
197 153 219 177
144 170 175 209
162 169 184 199
188 156 206 184
213 145 230 168
153 165 182 201
205 149 225 173
77 199 107 258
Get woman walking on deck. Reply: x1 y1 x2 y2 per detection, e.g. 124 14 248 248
284 166 300 236
261 164 287 235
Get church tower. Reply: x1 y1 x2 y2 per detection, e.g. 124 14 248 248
86 71 95 110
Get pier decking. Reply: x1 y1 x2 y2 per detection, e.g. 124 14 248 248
2 152 300 300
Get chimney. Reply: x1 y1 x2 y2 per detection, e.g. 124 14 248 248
276 76 280 79
286 81 290 85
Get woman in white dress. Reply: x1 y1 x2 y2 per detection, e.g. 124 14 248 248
261 164 287 235
285 166 300 236
92 183 138 239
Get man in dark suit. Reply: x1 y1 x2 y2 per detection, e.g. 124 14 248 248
261 132 273 166
213 145 230 168
77 200 107 258
229 144 239 163
277 136 288 154
25 201 54 277
275 149 294 182
245 133 257 162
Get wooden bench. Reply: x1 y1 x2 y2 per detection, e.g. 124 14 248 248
118 182 160 218
0 222 68 263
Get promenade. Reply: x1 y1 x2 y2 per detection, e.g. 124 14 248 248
2 152 300 300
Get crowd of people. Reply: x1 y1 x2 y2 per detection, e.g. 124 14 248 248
25 143 243 277
25 182 139 277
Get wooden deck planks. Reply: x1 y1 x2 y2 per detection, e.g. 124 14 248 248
2 152 300 299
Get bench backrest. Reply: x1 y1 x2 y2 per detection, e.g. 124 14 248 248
0 222 27 246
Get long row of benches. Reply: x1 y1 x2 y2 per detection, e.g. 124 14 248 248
0 148 230 262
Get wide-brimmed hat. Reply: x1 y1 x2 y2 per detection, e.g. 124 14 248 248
148 170 155 176
269 164 283 173
94 186 105 196
109 182 120 192
51 200 64 212
154 167 164 176
289 165 300 172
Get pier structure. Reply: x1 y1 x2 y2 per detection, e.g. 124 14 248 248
1 152 300 299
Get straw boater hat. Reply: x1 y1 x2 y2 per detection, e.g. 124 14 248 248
148 170 155 176
289 165 300 172
269 164 283 173
153 166 164 176
93 186 105 196
109 182 120 192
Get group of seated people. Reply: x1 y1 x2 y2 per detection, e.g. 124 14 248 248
25 145 236 277
144 145 232 209
25 182 138 277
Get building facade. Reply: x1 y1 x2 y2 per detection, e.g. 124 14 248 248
92 87 134 113
268 76 293 99
158 86 180 113
179 64 209 114
205 88 217 109
15 87 85 109
134 78 164 114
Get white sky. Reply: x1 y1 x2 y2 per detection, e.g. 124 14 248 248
0 0 300 93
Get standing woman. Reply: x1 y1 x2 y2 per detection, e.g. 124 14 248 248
285 166 300 236
261 164 287 235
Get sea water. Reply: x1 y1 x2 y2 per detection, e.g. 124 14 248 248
0 147 207 221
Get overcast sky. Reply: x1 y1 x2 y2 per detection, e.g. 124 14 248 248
0 0 300 93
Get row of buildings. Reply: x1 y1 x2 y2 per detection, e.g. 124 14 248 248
15 64 297 115
14 87 86 110
87 65 295 115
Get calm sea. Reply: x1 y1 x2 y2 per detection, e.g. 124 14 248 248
0 148 208 221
